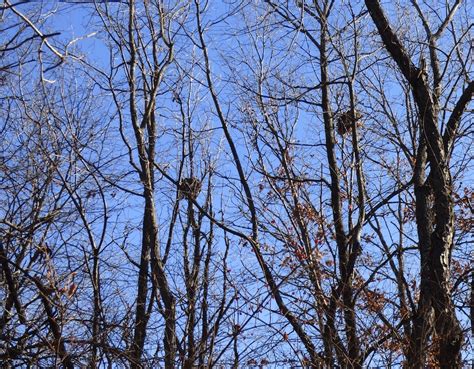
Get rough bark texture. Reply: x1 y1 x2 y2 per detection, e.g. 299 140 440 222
365 1 471 367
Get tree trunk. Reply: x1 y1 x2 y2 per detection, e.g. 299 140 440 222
365 1 466 366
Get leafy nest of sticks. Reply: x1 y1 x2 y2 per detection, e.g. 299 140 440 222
337 110 363 136
178 177 202 200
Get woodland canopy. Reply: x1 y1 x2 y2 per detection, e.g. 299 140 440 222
0 0 473 367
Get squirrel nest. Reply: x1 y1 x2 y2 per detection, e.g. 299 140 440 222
178 177 202 200
337 110 363 136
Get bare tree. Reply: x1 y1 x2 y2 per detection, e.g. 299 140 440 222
364 1 472 366
1 0 471 368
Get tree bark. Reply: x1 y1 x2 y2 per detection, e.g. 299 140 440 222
365 1 469 366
